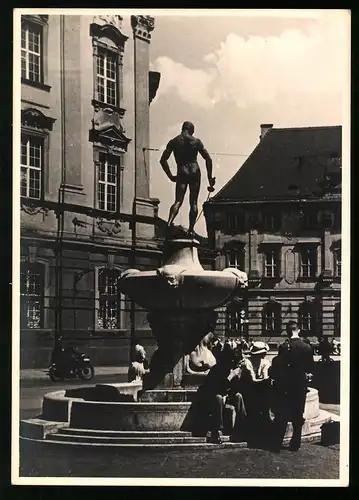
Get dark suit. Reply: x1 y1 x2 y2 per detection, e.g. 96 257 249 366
270 337 314 450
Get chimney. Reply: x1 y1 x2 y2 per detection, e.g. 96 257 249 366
260 123 273 140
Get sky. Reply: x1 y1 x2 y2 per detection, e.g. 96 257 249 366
147 10 349 235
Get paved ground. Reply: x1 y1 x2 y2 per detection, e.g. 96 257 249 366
16 364 342 481
19 439 340 479
19 355 340 382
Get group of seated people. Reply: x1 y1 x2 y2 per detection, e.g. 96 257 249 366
196 339 272 444
128 322 314 452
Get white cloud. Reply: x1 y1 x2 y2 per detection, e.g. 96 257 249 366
152 12 348 110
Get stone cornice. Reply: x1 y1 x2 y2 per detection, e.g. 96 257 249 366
90 15 128 52
21 108 56 131
131 15 155 42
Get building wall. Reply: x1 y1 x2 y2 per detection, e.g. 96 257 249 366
206 199 341 341
19 14 163 368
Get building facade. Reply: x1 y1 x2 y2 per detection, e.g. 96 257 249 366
204 124 342 343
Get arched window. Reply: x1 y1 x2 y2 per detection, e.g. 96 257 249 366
262 300 281 334
20 262 44 329
298 300 320 336
96 268 123 330
226 299 246 335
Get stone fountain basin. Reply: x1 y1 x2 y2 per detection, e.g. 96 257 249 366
37 384 322 433
118 270 242 310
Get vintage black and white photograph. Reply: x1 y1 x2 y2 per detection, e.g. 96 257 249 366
12 8 350 486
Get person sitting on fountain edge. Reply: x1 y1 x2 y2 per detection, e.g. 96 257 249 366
128 344 150 383
197 343 247 443
159 121 216 236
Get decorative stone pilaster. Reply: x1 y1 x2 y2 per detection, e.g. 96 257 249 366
131 15 155 42
131 15 155 200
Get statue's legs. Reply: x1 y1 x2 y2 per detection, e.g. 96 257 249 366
167 181 187 226
188 176 201 234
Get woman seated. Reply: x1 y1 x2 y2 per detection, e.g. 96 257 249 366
239 341 272 444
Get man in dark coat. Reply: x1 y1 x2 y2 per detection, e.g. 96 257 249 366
269 321 314 452
197 344 247 443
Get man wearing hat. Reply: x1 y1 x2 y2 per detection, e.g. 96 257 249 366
269 321 314 452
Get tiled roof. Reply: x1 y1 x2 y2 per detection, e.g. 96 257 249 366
212 126 342 201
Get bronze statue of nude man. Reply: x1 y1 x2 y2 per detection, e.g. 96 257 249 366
160 121 216 236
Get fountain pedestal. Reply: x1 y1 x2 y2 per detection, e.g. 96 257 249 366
119 237 248 393
19 236 335 449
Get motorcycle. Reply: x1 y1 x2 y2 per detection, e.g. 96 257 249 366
48 347 95 382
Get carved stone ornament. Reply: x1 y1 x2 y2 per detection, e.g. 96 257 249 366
21 108 56 131
156 264 187 289
20 202 49 217
92 15 123 31
96 218 122 236
131 15 155 41
89 124 131 152
90 17 128 49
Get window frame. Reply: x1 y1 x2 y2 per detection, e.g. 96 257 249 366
264 248 279 278
21 15 50 91
226 246 245 271
94 267 126 331
299 246 317 279
95 150 122 213
262 301 281 334
95 46 120 108
20 261 45 330
298 300 320 336
20 132 45 201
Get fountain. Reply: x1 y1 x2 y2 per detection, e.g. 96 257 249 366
20 231 335 449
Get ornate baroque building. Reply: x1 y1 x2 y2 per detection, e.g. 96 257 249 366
204 124 342 343
19 14 214 368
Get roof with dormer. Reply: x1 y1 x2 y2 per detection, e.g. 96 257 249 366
211 125 342 202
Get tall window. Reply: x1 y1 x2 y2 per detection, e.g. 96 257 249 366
298 301 320 335
227 301 246 333
21 135 43 199
21 21 42 83
264 249 278 278
263 301 281 333
299 247 316 278
334 247 341 277
227 247 245 270
96 49 118 107
98 269 120 329
97 153 120 212
20 263 44 329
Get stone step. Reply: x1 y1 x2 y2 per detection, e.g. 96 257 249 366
47 433 207 445
61 428 193 438
21 430 322 450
